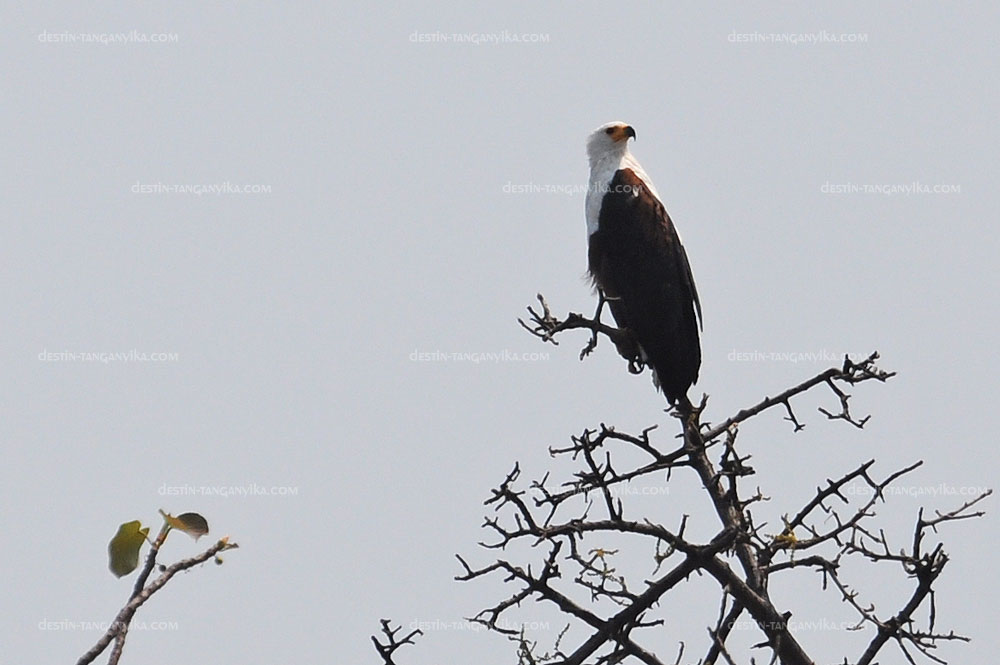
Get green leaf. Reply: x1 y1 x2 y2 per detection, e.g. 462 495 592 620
161 511 209 540
108 521 149 578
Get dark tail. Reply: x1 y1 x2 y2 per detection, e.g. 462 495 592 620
652 364 696 415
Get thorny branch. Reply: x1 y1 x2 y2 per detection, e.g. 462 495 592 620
373 295 987 665
372 620 425 665
519 293 643 369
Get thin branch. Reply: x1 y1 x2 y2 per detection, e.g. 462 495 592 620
371 619 424 665
77 537 237 665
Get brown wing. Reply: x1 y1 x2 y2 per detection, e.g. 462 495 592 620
587 168 701 402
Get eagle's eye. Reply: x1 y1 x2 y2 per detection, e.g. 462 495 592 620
605 127 614 135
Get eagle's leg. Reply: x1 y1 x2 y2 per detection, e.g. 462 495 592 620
594 289 608 323
597 290 643 371
580 290 615 359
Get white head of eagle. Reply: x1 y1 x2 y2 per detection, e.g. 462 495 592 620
584 122 703 406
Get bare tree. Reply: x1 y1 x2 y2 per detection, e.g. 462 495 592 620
374 295 989 665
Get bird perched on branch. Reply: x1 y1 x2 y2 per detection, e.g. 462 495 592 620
585 122 702 407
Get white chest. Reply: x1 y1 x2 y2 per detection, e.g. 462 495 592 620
585 153 661 237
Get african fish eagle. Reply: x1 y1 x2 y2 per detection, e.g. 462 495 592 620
585 121 702 406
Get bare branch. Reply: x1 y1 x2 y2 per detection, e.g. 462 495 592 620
371 619 424 665
77 536 237 665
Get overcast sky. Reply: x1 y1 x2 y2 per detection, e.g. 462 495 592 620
2 3 998 664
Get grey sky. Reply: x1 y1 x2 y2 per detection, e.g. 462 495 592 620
2 3 997 664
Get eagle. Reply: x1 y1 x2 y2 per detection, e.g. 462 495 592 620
585 121 702 406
